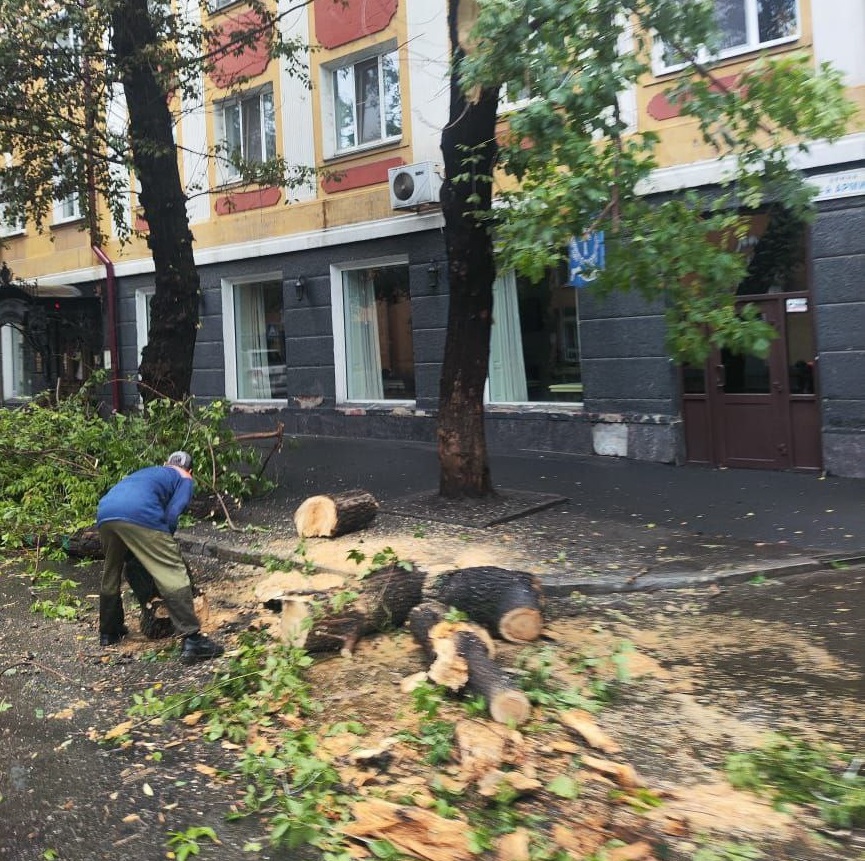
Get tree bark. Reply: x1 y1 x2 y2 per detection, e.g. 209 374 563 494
437 0 501 498
111 0 200 403
423 566 544 643
408 600 531 725
293 490 379 538
272 563 425 655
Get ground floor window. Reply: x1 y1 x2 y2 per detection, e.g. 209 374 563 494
230 280 286 400
336 262 415 402
489 268 582 403
0 323 36 400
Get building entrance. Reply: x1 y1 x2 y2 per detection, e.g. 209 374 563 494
682 293 821 470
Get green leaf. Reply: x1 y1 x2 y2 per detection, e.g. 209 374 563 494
546 774 580 799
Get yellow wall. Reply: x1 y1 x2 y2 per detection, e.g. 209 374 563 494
3 0 863 283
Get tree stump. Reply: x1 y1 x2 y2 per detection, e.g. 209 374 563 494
293 489 379 538
423 566 544 643
408 600 531 725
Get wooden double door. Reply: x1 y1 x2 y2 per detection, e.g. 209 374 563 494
682 293 822 471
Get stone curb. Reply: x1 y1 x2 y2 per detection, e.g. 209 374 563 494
178 534 865 598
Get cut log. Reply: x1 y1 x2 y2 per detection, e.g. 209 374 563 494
272 562 424 655
293 489 379 538
423 566 544 643
408 600 531 725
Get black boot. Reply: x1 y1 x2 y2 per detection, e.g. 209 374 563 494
180 632 224 664
99 627 129 647
99 594 128 646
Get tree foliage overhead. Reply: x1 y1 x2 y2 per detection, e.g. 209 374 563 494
458 0 856 362
0 0 313 243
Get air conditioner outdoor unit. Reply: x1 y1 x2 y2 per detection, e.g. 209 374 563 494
388 162 443 209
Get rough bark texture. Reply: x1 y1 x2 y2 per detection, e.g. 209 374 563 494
112 0 199 403
273 563 425 655
293 489 379 538
408 600 531 725
423 566 544 643
436 0 501 498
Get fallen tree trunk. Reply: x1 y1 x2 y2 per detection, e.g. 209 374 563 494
293 489 379 538
274 562 425 655
423 566 544 643
408 600 531 725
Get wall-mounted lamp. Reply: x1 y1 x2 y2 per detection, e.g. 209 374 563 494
426 260 439 290
294 276 306 302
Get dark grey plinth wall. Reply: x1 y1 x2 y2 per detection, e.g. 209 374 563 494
109 229 682 465
812 195 865 477
578 287 684 464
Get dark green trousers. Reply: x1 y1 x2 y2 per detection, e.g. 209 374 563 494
99 521 200 637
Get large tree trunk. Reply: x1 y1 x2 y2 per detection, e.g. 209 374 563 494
112 0 199 403
437 0 501 499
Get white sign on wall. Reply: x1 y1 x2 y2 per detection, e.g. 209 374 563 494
810 169 865 201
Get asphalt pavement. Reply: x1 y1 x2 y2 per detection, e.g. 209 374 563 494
179 434 865 595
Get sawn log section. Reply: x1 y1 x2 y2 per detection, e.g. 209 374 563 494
408 600 531 725
423 566 544 643
293 489 379 538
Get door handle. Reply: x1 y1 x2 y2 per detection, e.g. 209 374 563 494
715 365 726 389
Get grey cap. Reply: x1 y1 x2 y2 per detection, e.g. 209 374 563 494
166 451 193 471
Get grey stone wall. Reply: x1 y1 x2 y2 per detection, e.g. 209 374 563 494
812 196 865 477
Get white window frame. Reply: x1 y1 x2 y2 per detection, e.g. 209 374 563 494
0 200 25 238
0 158 26 237
329 255 413 405
53 190 83 225
653 0 800 75
221 271 283 402
215 86 277 185
320 41 402 160
1 323 32 401
135 287 154 367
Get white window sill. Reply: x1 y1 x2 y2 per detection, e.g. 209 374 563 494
51 216 85 228
654 33 800 77
486 402 584 413
323 137 403 164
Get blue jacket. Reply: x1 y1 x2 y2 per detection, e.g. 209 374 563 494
96 466 194 534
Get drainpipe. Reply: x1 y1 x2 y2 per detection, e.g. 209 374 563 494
92 245 122 413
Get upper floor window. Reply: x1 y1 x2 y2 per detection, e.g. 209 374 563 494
0 194 24 238
217 87 276 183
656 0 799 73
326 47 401 156
54 191 82 225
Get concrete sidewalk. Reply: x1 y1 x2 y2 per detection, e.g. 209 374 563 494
179 434 865 596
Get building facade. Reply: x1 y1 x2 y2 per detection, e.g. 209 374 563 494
2 0 864 475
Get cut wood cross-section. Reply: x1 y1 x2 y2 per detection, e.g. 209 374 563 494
293 489 379 538
423 566 544 643
408 600 531 725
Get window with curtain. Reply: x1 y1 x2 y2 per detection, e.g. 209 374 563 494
342 265 414 401
219 88 277 181
332 49 401 153
488 268 582 404
233 281 285 400
1 324 36 400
